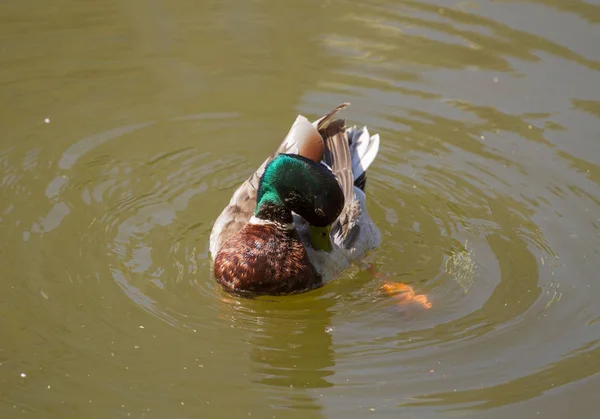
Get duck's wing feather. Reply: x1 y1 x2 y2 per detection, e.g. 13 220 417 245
320 118 362 245
319 107 380 247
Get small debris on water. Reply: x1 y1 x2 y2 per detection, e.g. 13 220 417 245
44 118 50 124
20 373 26 378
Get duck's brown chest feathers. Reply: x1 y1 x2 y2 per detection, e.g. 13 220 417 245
213 224 321 294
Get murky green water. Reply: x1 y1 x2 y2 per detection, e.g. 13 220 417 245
2 0 600 417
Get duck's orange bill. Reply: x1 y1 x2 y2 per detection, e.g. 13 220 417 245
381 282 432 309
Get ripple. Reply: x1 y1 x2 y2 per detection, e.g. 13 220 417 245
86 118 245 332
0 113 252 337
288 0 600 413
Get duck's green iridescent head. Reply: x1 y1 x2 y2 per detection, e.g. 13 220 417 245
255 154 344 228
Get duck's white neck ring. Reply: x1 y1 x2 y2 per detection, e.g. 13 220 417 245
249 215 295 231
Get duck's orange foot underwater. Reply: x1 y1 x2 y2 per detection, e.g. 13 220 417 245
381 282 432 310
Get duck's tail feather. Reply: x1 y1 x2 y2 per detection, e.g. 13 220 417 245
346 126 380 191
314 103 350 131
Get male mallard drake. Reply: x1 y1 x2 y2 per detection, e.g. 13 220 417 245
209 103 381 295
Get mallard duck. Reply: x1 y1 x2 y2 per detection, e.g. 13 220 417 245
209 103 381 295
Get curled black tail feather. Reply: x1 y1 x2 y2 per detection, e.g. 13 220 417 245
354 171 367 191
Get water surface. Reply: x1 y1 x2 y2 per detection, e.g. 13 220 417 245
1 0 600 418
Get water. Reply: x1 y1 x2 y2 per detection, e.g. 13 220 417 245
1 0 599 417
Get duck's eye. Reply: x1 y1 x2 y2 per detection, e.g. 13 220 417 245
322 232 327 237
